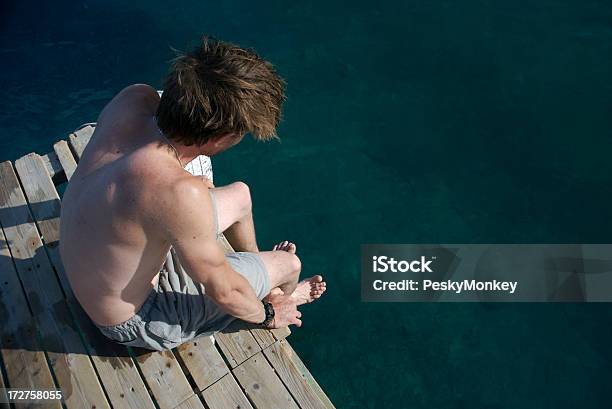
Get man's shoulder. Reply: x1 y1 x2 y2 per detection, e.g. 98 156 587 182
167 173 211 199
98 84 159 124
116 84 159 103
143 173 215 235
144 171 212 213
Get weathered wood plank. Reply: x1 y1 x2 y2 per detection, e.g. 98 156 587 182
264 340 334 409
201 374 254 409
273 326 291 340
0 161 110 409
14 154 155 409
133 349 198 409
0 366 7 409
174 394 206 409
173 395 205 409
249 328 277 350
53 140 77 181
215 321 262 368
0 226 60 409
75 306 156 409
0 369 8 409
280 343 334 409
68 125 95 159
40 151 63 181
250 326 291 350
175 336 228 392
0 162 64 307
233 352 300 409
14 154 71 296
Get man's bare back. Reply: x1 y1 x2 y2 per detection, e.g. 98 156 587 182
60 85 190 325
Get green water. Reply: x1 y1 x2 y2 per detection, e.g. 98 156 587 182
2 1 612 407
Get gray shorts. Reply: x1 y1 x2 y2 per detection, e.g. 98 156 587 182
95 191 271 351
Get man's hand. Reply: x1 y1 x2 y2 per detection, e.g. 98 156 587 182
266 292 302 328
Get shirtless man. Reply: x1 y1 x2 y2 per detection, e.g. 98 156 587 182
59 38 326 351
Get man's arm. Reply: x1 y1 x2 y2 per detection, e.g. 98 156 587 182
159 176 267 324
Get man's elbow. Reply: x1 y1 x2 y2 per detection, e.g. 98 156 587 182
206 284 235 307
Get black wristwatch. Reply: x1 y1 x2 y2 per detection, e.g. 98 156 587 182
260 300 275 327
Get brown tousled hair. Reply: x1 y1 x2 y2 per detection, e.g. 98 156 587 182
156 37 286 146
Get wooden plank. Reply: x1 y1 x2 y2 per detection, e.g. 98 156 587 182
264 340 334 409
272 326 291 340
0 160 65 307
201 374 254 409
14 154 71 296
215 321 261 368
76 306 157 409
14 154 155 409
0 374 7 409
250 326 291 350
0 366 7 409
40 151 63 180
0 226 60 409
249 328 277 349
271 341 334 409
175 336 228 392
68 125 95 159
174 394 206 409
0 161 110 409
133 349 199 409
53 140 77 181
233 352 300 409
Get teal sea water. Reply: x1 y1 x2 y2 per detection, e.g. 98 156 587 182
2 1 612 407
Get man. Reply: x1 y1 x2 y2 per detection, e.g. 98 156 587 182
59 38 326 351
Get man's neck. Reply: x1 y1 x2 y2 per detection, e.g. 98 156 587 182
174 141 206 167
153 116 203 167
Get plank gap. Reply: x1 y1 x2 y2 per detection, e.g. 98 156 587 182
127 347 162 409
0 347 9 388
171 348 200 395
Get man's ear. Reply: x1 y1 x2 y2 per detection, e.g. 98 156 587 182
213 132 236 147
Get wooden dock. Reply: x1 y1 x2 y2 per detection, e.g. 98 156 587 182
0 125 334 409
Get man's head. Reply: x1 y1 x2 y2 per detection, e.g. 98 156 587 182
156 37 286 155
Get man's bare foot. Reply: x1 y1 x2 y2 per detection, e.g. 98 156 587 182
291 275 326 305
270 240 326 305
273 240 296 253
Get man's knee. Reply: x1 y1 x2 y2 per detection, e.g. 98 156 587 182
284 253 301 282
230 181 252 217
